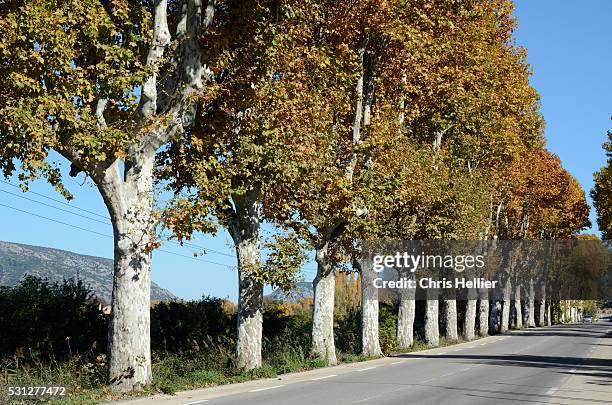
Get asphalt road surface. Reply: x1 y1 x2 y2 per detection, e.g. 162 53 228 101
116 320 612 405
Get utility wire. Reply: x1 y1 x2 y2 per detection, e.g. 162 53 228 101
0 202 233 269
0 182 319 274
0 179 109 219
0 188 110 226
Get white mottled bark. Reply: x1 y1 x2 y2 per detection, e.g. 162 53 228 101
546 300 552 326
347 42 366 183
424 286 439 347
141 0 171 118
228 190 263 370
360 257 382 357
312 244 337 365
105 156 155 392
397 275 416 349
477 289 489 336
443 298 458 341
537 284 546 326
500 279 511 333
489 299 501 334
464 299 477 341
527 278 536 327
514 284 522 329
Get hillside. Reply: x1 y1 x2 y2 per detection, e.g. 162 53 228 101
266 281 313 303
0 241 176 303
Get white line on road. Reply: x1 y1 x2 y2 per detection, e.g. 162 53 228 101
545 387 559 396
249 385 284 393
356 367 376 372
391 361 404 364
311 374 337 381
182 401 209 405
437 352 447 355
569 369 576 373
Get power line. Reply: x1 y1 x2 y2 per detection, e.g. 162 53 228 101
0 202 233 269
0 181 318 274
0 202 112 239
1 182 236 258
0 179 109 219
0 188 111 226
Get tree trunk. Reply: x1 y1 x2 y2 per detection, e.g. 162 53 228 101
477 289 489 336
360 255 382 357
443 298 458 341
397 278 416 349
500 279 511 333
527 278 536 327
105 158 154 392
546 300 552 326
514 283 522 329
489 299 501 335
228 190 263 370
312 243 337 365
537 284 546 327
424 285 439 347
464 299 477 341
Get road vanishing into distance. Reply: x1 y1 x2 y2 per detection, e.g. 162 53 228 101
116 319 612 405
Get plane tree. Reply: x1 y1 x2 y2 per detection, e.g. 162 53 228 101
157 0 351 369
592 130 612 240
0 0 215 391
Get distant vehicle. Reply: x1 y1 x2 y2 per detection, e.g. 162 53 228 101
583 316 593 323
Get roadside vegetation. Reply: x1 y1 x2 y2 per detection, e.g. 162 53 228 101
0 274 542 404
0 0 610 401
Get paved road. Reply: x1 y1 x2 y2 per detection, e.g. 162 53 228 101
116 320 612 405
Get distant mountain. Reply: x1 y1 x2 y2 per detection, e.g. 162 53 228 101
266 281 313 303
0 241 176 303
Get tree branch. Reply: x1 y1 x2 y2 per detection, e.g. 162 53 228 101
140 0 172 119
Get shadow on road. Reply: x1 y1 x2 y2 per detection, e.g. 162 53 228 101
398 352 611 377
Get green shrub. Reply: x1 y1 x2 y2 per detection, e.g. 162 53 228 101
0 276 107 362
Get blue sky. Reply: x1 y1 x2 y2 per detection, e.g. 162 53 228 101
0 1 610 301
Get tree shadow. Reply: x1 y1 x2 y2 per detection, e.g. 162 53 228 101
397 352 612 385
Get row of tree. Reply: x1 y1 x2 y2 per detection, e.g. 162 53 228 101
0 0 597 392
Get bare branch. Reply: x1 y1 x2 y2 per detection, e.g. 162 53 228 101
140 0 216 154
95 98 108 128
140 0 171 119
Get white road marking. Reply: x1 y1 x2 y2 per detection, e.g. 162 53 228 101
311 374 337 381
437 352 447 355
569 369 576 373
545 387 559 396
249 385 284 393
356 366 376 372
182 401 209 405
391 361 404 364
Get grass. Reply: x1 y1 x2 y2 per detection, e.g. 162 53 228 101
0 343 374 404
1 333 502 405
